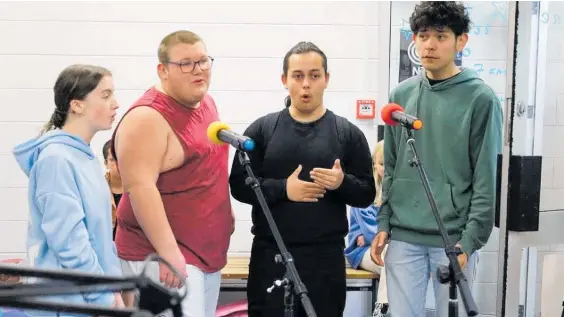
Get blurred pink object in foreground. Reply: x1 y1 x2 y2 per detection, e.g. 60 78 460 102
0 258 24 285
215 299 248 317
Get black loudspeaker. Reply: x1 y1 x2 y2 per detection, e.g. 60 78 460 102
495 155 542 231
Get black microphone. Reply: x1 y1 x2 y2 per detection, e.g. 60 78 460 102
381 103 423 130
207 121 256 152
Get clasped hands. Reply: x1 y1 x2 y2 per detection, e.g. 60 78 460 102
286 159 344 202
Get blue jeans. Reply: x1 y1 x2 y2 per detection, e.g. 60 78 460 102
384 240 478 317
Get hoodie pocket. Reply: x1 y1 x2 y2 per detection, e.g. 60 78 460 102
388 178 459 234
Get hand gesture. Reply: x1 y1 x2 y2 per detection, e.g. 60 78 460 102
310 159 345 190
159 248 187 289
456 244 468 270
370 231 389 266
286 165 326 202
356 235 365 247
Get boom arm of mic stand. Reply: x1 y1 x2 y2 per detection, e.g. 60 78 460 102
237 151 317 317
0 254 186 317
404 129 478 317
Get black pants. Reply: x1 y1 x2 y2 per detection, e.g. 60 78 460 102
247 239 346 317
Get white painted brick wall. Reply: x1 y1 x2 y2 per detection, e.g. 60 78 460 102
542 1 564 212
0 1 385 258
535 2 564 316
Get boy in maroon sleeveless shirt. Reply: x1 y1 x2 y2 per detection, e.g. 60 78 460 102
110 30 234 317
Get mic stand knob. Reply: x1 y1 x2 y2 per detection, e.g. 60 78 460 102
436 265 451 284
267 278 289 293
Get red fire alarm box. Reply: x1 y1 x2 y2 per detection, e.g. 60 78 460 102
356 99 376 119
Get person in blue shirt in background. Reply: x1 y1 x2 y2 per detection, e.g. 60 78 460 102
345 140 388 316
12 64 124 316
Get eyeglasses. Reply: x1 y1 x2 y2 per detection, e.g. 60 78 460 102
167 56 214 74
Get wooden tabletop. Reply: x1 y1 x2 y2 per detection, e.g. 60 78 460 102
221 256 378 280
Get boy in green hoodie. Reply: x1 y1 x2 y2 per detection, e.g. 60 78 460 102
370 2 503 316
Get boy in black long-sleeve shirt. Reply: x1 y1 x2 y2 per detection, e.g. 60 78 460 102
229 41 376 317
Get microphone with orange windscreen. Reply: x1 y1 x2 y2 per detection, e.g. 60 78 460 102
381 103 423 130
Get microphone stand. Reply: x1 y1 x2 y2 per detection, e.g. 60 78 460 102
0 254 186 317
403 128 478 317
238 151 317 317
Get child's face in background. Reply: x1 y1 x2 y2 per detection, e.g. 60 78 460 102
105 151 119 179
376 151 384 178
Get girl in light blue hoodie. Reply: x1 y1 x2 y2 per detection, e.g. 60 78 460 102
12 64 123 316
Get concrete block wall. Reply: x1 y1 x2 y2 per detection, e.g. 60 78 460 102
0 1 385 263
542 2 564 212
535 1 564 316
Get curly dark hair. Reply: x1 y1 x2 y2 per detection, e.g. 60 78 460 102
409 1 471 36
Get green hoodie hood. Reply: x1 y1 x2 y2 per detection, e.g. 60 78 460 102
421 67 482 89
409 68 484 113
377 67 503 257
